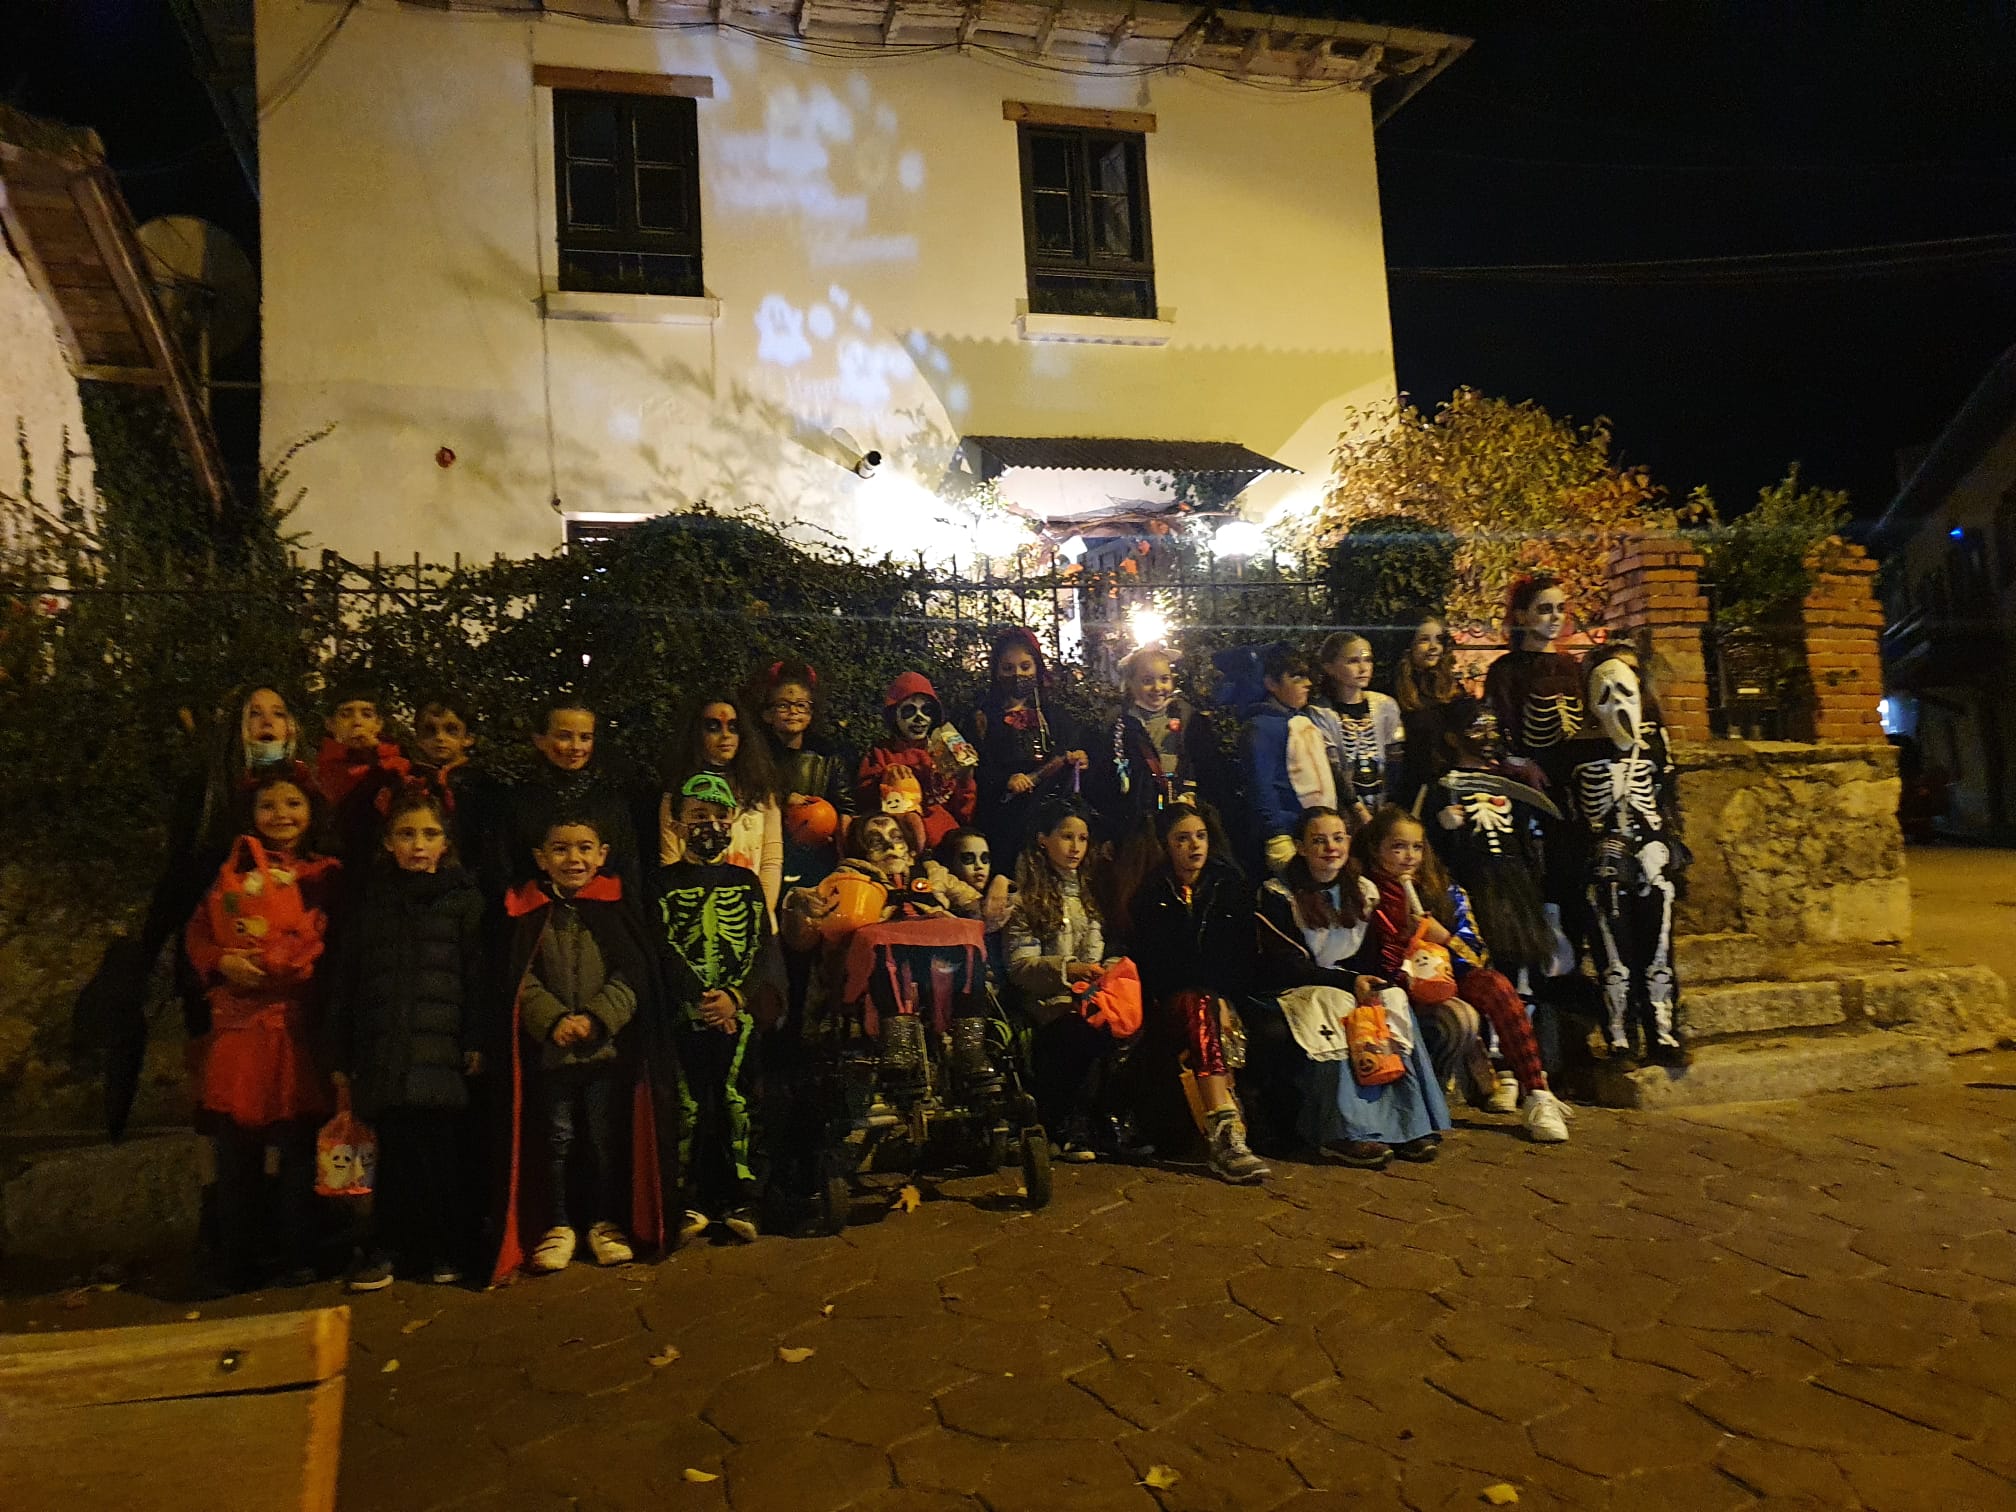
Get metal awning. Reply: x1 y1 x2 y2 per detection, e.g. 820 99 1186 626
961 435 1295 478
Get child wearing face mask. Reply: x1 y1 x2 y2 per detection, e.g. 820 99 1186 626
973 628 1086 878
656 773 786 1242
184 772 342 1292
1007 799 1143 1162
856 672 975 851
659 692 784 920
326 793 487 1290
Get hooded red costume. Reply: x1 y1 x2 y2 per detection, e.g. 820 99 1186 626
855 671 974 851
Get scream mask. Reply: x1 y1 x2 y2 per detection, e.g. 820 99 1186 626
1587 655 1644 751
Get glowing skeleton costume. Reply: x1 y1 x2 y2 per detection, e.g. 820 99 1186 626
1567 657 1685 1061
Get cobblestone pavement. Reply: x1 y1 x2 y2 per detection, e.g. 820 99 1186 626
10 1056 2016 1512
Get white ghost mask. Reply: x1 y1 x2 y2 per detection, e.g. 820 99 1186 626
1588 656 1644 751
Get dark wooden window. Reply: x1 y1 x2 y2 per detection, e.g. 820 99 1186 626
554 91 702 297
1996 481 2016 587
1016 125 1155 319
565 518 642 548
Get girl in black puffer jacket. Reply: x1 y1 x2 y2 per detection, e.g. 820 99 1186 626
327 792 489 1289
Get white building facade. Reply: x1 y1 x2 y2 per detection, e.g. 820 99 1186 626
256 0 1465 563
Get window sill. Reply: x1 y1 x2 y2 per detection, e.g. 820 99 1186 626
541 290 721 326
1015 310 1174 347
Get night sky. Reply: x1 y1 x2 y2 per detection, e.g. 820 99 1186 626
7 0 2016 528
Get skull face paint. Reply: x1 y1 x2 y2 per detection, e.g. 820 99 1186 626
893 694 937 742
1464 706 1505 763
1588 656 1644 751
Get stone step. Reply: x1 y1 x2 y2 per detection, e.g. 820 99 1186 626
1682 979 1845 1041
0 1131 206 1271
1836 964 2016 1053
1591 1030 1951 1111
1675 932 1776 984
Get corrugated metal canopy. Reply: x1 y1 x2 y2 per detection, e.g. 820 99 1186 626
962 436 1296 476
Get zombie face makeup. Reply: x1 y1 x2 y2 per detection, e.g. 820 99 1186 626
1519 589 1569 651
950 838 992 892
893 693 937 742
763 683 814 744
1126 654 1175 716
700 702 740 767
1588 656 1644 751
1465 707 1504 762
858 816 914 876
415 705 475 767
1409 622 1447 671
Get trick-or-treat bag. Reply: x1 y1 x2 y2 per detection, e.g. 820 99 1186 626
1075 957 1144 1039
1345 989 1405 1088
314 1085 378 1199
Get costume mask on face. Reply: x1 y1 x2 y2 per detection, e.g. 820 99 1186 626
1000 673 1037 701
685 820 733 863
1588 658 1644 750
1466 709 1504 762
894 695 936 742
246 738 291 766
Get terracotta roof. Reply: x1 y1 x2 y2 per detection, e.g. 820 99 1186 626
0 105 231 510
961 435 1296 475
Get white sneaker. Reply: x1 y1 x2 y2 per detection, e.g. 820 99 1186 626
587 1222 634 1266
1522 1089 1571 1144
679 1209 711 1243
531 1226 577 1272
1487 1070 1520 1115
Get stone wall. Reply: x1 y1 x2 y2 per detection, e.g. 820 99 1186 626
1674 739 1910 947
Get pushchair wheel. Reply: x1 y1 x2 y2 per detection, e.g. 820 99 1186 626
820 1172 851 1236
987 1122 1012 1172
1019 1127 1052 1210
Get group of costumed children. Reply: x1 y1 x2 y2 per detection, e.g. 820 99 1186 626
161 588 1681 1293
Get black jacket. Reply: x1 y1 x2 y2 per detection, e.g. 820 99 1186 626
326 865 488 1119
1084 699 1225 846
503 755 653 901
1128 859 1257 1005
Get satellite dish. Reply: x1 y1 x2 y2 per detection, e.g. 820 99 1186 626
137 216 257 365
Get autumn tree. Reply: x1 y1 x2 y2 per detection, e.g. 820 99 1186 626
1302 389 1670 633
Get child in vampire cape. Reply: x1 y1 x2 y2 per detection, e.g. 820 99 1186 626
654 772 786 1242
485 814 680 1282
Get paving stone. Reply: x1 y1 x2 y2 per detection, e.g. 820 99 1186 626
1162 1388 1325 1454
1813 1362 2003 1439
888 1429 1004 1494
1071 1356 1216 1430
1433 1306 1613 1364
1190 1321 1339 1395
1425 1359 1588 1425
702 1354 861 1441
1226 1263 1362 1324
935 1373 1131 1440
1101 1300 1272 1365
844 1490 986 1512
1714 1438 1857 1503
1691 1378 1955 1453
1113 1428 1309 1512
1527 1393 1726 1479
1762 1275 1978 1339
821 1388 941 1448
977 1439 1161 1512
721 1434 891 1510
1603 1463 1758 1512
950 1316 1106 1376
1836 1450 2016 1511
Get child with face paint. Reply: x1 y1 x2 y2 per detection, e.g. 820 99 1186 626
654 772 787 1243
659 693 784 921
326 792 487 1290
856 671 976 853
1307 633 1404 829
184 772 342 1291
1006 799 1142 1161
972 628 1087 878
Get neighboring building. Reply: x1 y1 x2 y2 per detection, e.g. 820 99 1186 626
254 0 1467 564
1872 343 2016 841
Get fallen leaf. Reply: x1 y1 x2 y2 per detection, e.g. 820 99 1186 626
682 1468 719 1484
649 1345 682 1368
400 1317 432 1335
381 1359 400 1374
892 1185 922 1213
92 1282 120 1294
183 1311 201 1321
820 1304 835 1317
777 1345 815 1364
1141 1465 1181 1490
1481 1486 1520 1507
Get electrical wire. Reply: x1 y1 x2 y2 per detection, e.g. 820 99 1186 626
257 0 361 119
1390 232 2016 286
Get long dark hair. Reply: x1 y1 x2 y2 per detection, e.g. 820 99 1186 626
1349 803 1457 931
1394 618 1457 713
1505 573 1561 651
667 690 782 807
1281 805 1362 930
1010 797 1099 941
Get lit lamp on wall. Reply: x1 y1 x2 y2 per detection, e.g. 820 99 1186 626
1211 520 1268 560
1129 605 1171 649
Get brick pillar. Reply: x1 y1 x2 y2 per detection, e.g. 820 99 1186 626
1604 532 1711 743
1801 538 1886 744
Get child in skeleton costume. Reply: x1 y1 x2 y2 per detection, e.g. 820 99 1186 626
856 671 976 854
1428 697 1564 990
1482 576 1590 976
973 628 1088 877
655 773 786 1242
1308 633 1404 830
658 692 784 922
937 827 1014 986
1569 650 1687 1065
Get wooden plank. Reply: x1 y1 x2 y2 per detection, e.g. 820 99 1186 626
3 1378 346 1512
0 1306 350 1407
1002 100 1157 132
1033 2 1058 53
76 363 167 384
1104 5 1135 61
531 64 717 99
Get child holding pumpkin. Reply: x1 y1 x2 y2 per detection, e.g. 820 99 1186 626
754 660 856 894
185 770 342 1292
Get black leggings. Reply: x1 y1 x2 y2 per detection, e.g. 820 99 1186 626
210 1119 317 1285
371 1107 467 1270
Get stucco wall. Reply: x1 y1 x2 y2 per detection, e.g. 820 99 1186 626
1675 740 1911 948
0 234 94 552
256 0 1396 563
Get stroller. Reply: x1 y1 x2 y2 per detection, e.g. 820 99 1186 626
807 913 1051 1232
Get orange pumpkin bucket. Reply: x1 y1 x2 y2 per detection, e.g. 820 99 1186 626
818 869 888 937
